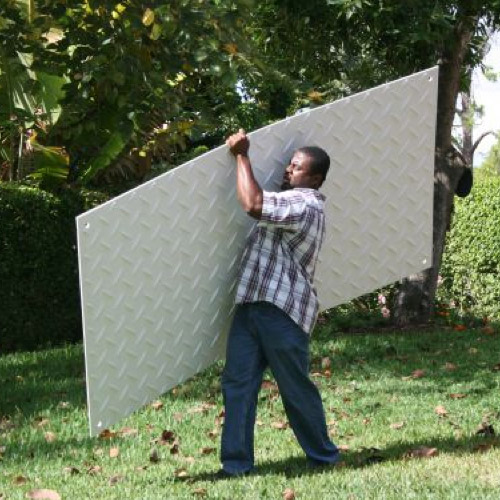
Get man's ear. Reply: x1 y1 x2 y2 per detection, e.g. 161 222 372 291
312 174 323 189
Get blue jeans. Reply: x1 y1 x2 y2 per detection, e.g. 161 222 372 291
221 302 339 474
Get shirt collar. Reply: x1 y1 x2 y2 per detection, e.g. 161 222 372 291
292 187 326 202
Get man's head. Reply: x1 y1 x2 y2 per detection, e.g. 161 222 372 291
281 146 330 191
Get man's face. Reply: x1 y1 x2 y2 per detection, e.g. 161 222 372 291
281 151 322 191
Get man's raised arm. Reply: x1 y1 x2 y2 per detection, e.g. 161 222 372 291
226 129 263 219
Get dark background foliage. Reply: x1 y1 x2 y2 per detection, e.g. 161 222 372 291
0 184 107 352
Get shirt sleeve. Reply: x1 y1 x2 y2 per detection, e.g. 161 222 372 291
259 190 307 231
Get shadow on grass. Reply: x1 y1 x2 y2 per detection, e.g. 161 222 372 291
163 326 500 407
310 326 500 386
192 434 500 482
2 326 499 419
0 343 86 419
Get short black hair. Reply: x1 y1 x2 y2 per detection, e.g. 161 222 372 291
297 146 330 184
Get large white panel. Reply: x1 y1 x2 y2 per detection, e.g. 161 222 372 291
77 67 438 435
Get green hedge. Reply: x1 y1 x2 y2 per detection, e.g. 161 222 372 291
438 176 500 319
2 176 499 353
0 184 107 352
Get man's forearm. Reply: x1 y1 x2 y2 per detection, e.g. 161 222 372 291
236 153 263 219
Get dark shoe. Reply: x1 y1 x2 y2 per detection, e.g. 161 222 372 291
307 452 343 470
211 469 251 480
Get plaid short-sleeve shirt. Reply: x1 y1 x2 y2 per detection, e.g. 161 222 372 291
235 188 326 334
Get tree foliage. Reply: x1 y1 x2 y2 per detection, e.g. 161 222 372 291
1 0 255 184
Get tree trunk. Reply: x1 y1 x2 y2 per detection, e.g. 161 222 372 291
393 17 476 326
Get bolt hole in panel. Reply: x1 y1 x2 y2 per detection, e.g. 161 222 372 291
77 67 438 435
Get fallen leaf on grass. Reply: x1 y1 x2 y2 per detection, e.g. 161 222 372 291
200 447 216 455
44 432 57 443
62 466 80 475
402 369 425 381
149 449 160 463
13 475 28 485
0 418 15 431
476 423 495 437
444 362 457 371
193 488 207 497
173 468 189 479
321 357 331 370
283 488 296 500
435 405 448 417
109 447 119 458
390 422 405 430
207 428 219 439
150 401 164 411
108 475 124 485
362 418 371 425
214 410 225 427
337 444 350 452
57 401 71 409
449 393 467 399
261 380 278 391
453 324 467 331
99 429 117 439
271 421 289 430
158 430 175 444
87 465 102 475
26 489 61 500
35 418 50 428
406 446 438 458
468 347 478 354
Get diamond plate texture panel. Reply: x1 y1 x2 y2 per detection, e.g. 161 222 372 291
77 67 438 435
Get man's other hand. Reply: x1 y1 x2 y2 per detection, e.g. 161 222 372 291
226 129 249 157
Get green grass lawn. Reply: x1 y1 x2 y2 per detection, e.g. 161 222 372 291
1 323 500 499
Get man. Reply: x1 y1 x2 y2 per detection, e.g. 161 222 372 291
218 129 340 477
